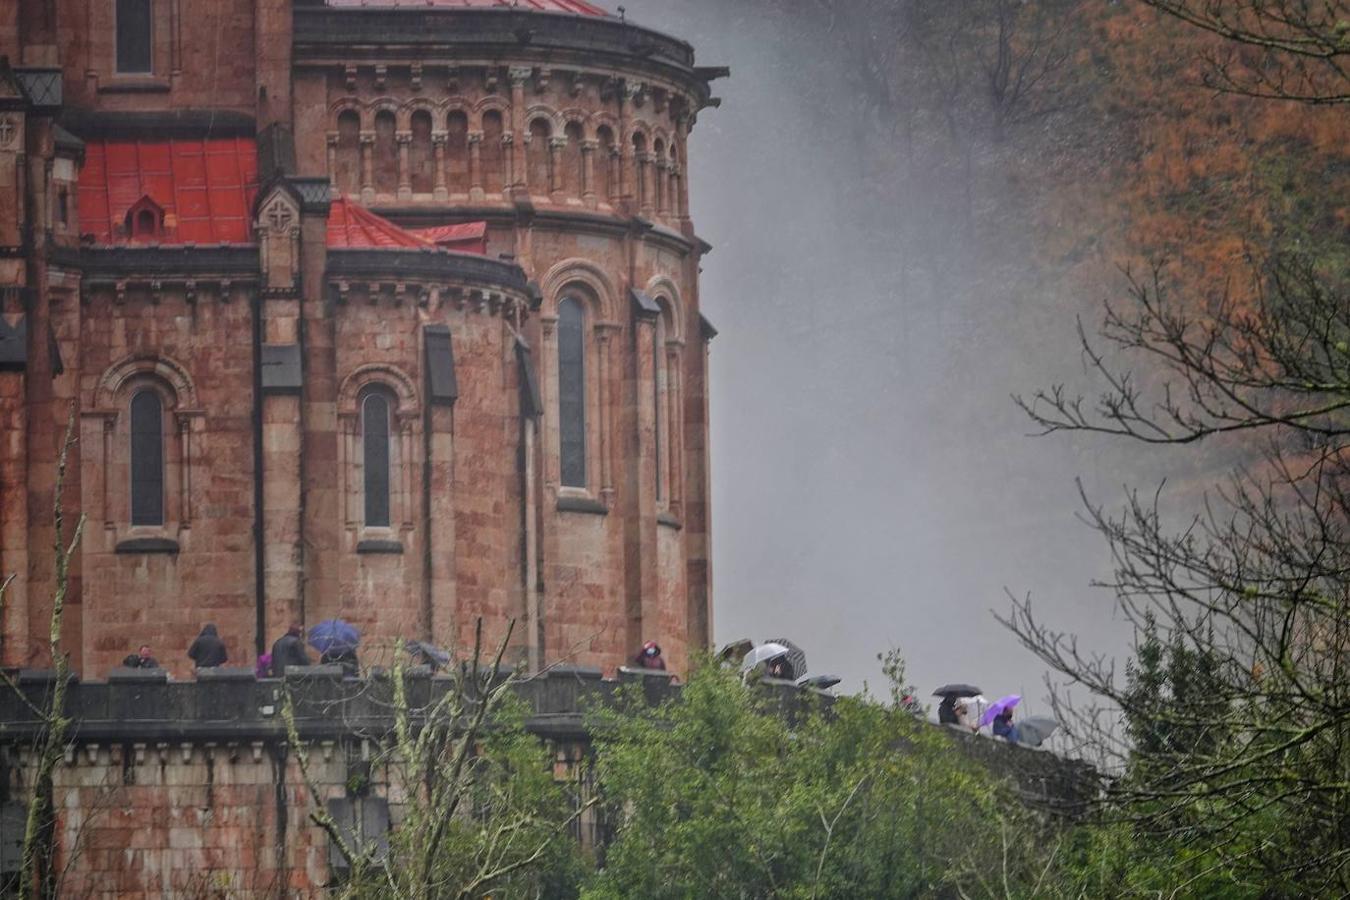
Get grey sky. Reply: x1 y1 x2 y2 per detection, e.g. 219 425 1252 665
619 0 1166 719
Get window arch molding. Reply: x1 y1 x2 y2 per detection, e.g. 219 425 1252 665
91 354 200 544
337 365 420 540
538 261 618 502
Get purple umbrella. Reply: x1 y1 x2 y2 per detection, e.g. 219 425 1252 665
978 694 1021 728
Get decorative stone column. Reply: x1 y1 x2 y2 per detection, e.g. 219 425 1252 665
501 132 515 196
580 138 598 208
636 151 654 217
431 132 448 200
608 146 621 205
467 131 484 201
508 66 531 196
326 133 339 191
548 135 567 198
655 156 670 216
359 132 375 202
396 131 412 200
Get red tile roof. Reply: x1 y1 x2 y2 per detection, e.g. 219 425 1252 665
325 0 607 14
408 222 488 254
326 197 431 249
78 138 259 244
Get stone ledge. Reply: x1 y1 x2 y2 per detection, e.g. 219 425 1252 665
115 537 180 554
557 495 607 516
356 539 404 554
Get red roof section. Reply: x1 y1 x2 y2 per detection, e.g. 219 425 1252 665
325 0 607 14
326 197 431 249
78 138 259 244
408 222 488 254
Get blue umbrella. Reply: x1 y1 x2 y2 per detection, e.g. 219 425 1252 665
308 619 360 655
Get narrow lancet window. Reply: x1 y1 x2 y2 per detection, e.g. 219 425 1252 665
116 0 153 73
363 392 392 527
130 390 164 525
558 297 587 488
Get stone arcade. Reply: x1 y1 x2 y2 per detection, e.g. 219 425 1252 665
0 0 725 681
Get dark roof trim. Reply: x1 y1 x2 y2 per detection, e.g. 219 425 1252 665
59 109 257 140
261 343 303 394
515 337 542 419
0 315 27 372
326 248 527 291
424 325 458 405
699 312 717 342
55 245 261 279
631 288 660 319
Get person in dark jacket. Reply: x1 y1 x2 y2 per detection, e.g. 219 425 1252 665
187 624 228 669
321 646 359 676
937 695 959 725
992 709 1019 742
123 645 159 669
270 624 311 677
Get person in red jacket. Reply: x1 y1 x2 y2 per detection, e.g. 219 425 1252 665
634 640 666 670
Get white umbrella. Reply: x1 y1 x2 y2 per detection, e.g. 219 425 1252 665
1017 716 1059 748
741 642 791 671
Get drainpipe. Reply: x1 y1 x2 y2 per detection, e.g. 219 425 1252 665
252 292 266 658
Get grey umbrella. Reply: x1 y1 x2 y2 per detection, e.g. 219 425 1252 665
933 683 982 698
1017 716 1059 748
764 637 808 679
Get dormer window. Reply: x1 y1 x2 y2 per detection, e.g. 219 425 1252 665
124 195 164 242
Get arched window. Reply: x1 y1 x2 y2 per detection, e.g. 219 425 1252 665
632 132 648 207
481 110 505 194
595 126 614 202
116 0 152 73
558 297 587 488
335 110 361 196
653 310 666 502
409 109 434 194
563 121 584 197
527 118 552 196
373 110 398 195
446 110 469 194
362 390 392 528
130 390 164 525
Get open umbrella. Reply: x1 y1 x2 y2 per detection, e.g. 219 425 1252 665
764 637 808 678
1016 716 1059 748
741 642 791 672
405 640 451 669
978 694 1021 728
308 619 360 655
717 638 754 667
932 683 982 698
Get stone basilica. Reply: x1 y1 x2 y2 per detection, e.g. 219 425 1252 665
0 0 724 679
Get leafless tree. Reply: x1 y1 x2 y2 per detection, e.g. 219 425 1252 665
280 618 592 899
0 409 85 900
1142 0 1350 104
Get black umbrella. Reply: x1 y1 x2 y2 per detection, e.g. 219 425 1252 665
932 683 982 697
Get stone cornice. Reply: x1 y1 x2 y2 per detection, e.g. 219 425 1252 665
292 7 719 105
53 244 262 279
325 247 528 292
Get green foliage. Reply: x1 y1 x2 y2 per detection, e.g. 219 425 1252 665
585 657 1071 900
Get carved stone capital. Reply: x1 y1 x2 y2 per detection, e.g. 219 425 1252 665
395 131 412 145
580 139 600 152
326 132 339 147
508 65 533 86
431 131 447 146
467 131 484 144
500 132 514 147
548 136 568 151
359 132 375 145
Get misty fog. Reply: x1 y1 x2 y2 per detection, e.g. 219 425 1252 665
619 0 1189 719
